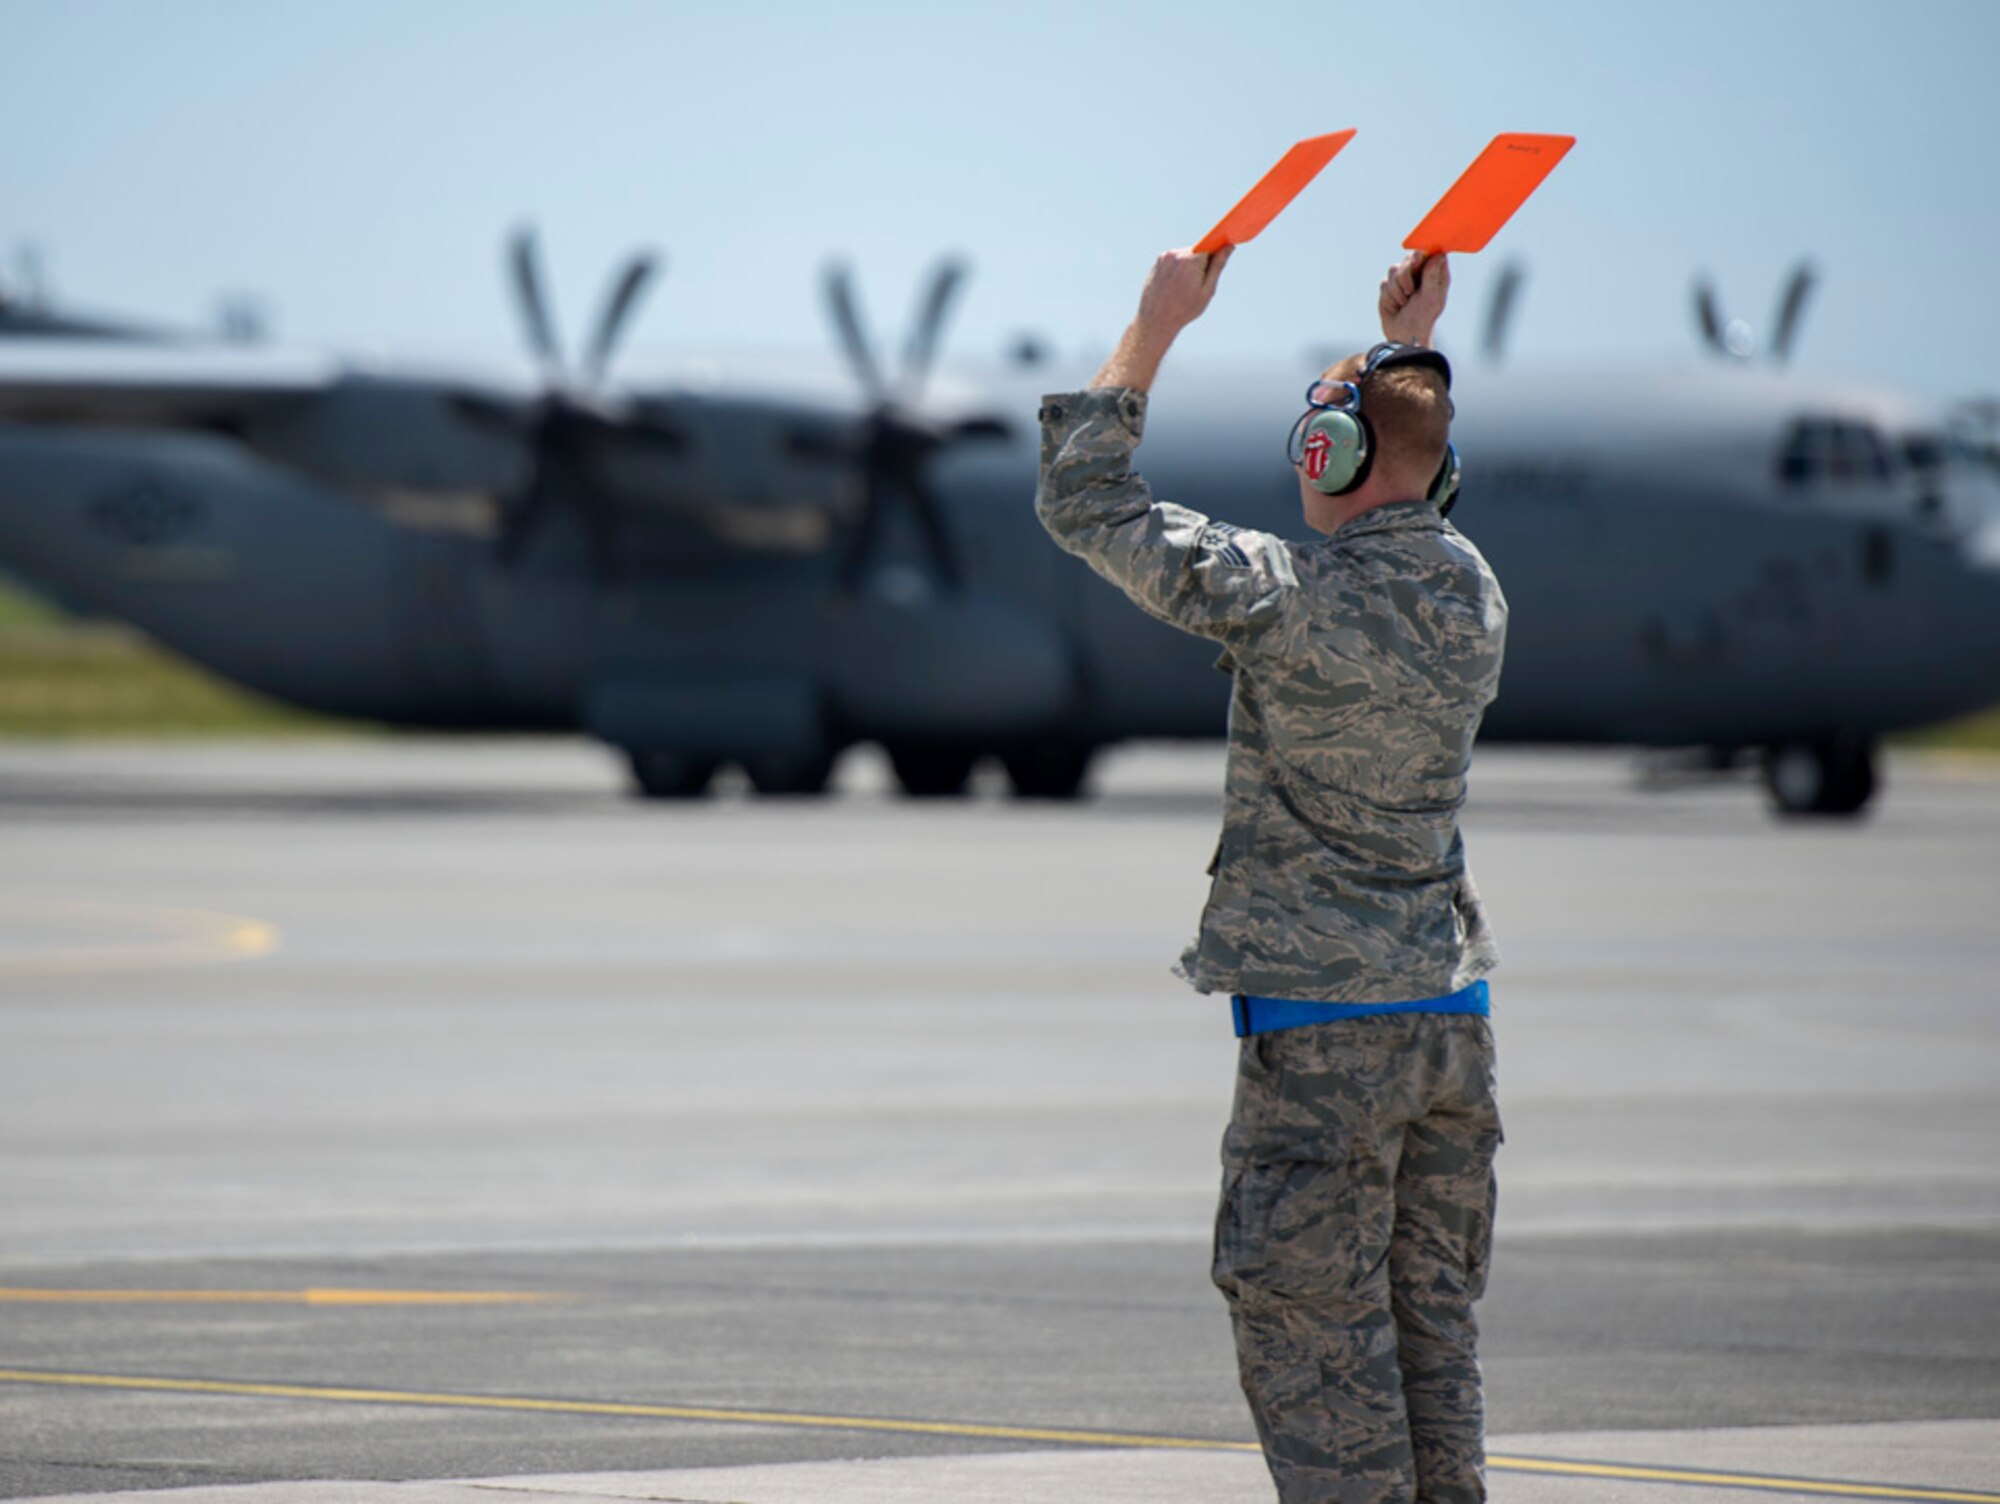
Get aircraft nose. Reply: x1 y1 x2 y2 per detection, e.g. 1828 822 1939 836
1945 521 2000 718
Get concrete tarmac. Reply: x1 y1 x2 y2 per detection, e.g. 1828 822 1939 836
1 740 1997 1502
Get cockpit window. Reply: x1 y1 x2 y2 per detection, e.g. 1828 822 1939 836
1776 419 1824 485
1839 422 1892 482
1776 416 1896 487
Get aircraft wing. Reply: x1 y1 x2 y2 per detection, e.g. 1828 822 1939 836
0 340 343 426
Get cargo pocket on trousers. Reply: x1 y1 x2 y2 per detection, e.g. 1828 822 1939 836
1212 1142 1372 1306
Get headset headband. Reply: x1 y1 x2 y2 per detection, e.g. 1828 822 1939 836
1359 341 1452 391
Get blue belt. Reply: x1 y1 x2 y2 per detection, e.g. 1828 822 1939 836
1231 980 1490 1038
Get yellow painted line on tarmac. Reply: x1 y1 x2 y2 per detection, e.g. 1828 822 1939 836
0 1368 1996 1501
1484 1452 2000 1502
0 900 278 976
0 1289 566 1306
0 1366 1248 1451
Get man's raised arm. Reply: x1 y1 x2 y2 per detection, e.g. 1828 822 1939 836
1034 248 1300 650
1091 247 1232 394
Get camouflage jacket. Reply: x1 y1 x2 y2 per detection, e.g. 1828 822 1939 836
1036 386 1505 1002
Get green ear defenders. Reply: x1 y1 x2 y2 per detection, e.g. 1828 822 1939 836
1287 341 1462 516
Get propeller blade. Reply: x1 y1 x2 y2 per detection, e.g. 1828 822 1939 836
900 255 967 402
581 251 659 389
836 467 961 594
1482 260 1525 366
1693 276 1728 357
497 449 557 566
823 261 888 404
828 258 892 402
838 479 890 592
951 414 1015 444
897 464 963 591
836 417 964 594
1770 260 1816 366
508 225 565 384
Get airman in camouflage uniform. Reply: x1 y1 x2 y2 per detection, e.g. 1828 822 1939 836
1036 246 1505 1503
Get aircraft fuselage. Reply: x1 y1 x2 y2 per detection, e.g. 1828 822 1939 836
2 358 1997 811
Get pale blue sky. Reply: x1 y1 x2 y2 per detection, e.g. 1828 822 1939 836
7 0 1997 400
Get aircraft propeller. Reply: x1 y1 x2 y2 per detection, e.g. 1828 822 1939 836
1692 260 1816 366
1693 275 1729 358
1482 259 1525 366
581 258 657 388
489 226 682 575
507 230 566 385
812 256 1007 593
1769 262 1816 367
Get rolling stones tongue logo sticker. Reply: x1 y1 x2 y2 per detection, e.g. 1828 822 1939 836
1302 428 1334 482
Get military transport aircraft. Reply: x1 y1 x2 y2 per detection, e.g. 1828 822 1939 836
0 233 1996 817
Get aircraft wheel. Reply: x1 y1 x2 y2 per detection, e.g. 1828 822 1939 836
886 740 979 798
1762 734 1877 817
625 748 717 800
741 744 836 797
1001 738 1094 800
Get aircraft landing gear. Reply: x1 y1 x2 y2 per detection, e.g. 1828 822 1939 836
1000 737 1094 800
625 748 718 800
740 744 836 797
1762 733 1878 818
885 740 979 798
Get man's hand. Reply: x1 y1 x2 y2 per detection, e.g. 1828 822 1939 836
1379 250 1449 347
1135 246 1231 342
1092 246 1232 393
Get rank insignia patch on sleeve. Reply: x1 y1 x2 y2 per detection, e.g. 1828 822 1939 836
1201 522 1254 568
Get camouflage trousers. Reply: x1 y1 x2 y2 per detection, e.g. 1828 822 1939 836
1211 1012 1501 1504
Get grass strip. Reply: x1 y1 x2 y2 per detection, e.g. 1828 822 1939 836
0 584 353 737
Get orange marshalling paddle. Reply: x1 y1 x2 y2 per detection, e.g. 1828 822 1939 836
1193 130 1357 255
1404 132 1576 255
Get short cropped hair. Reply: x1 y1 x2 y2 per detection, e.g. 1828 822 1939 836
1323 352 1454 488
